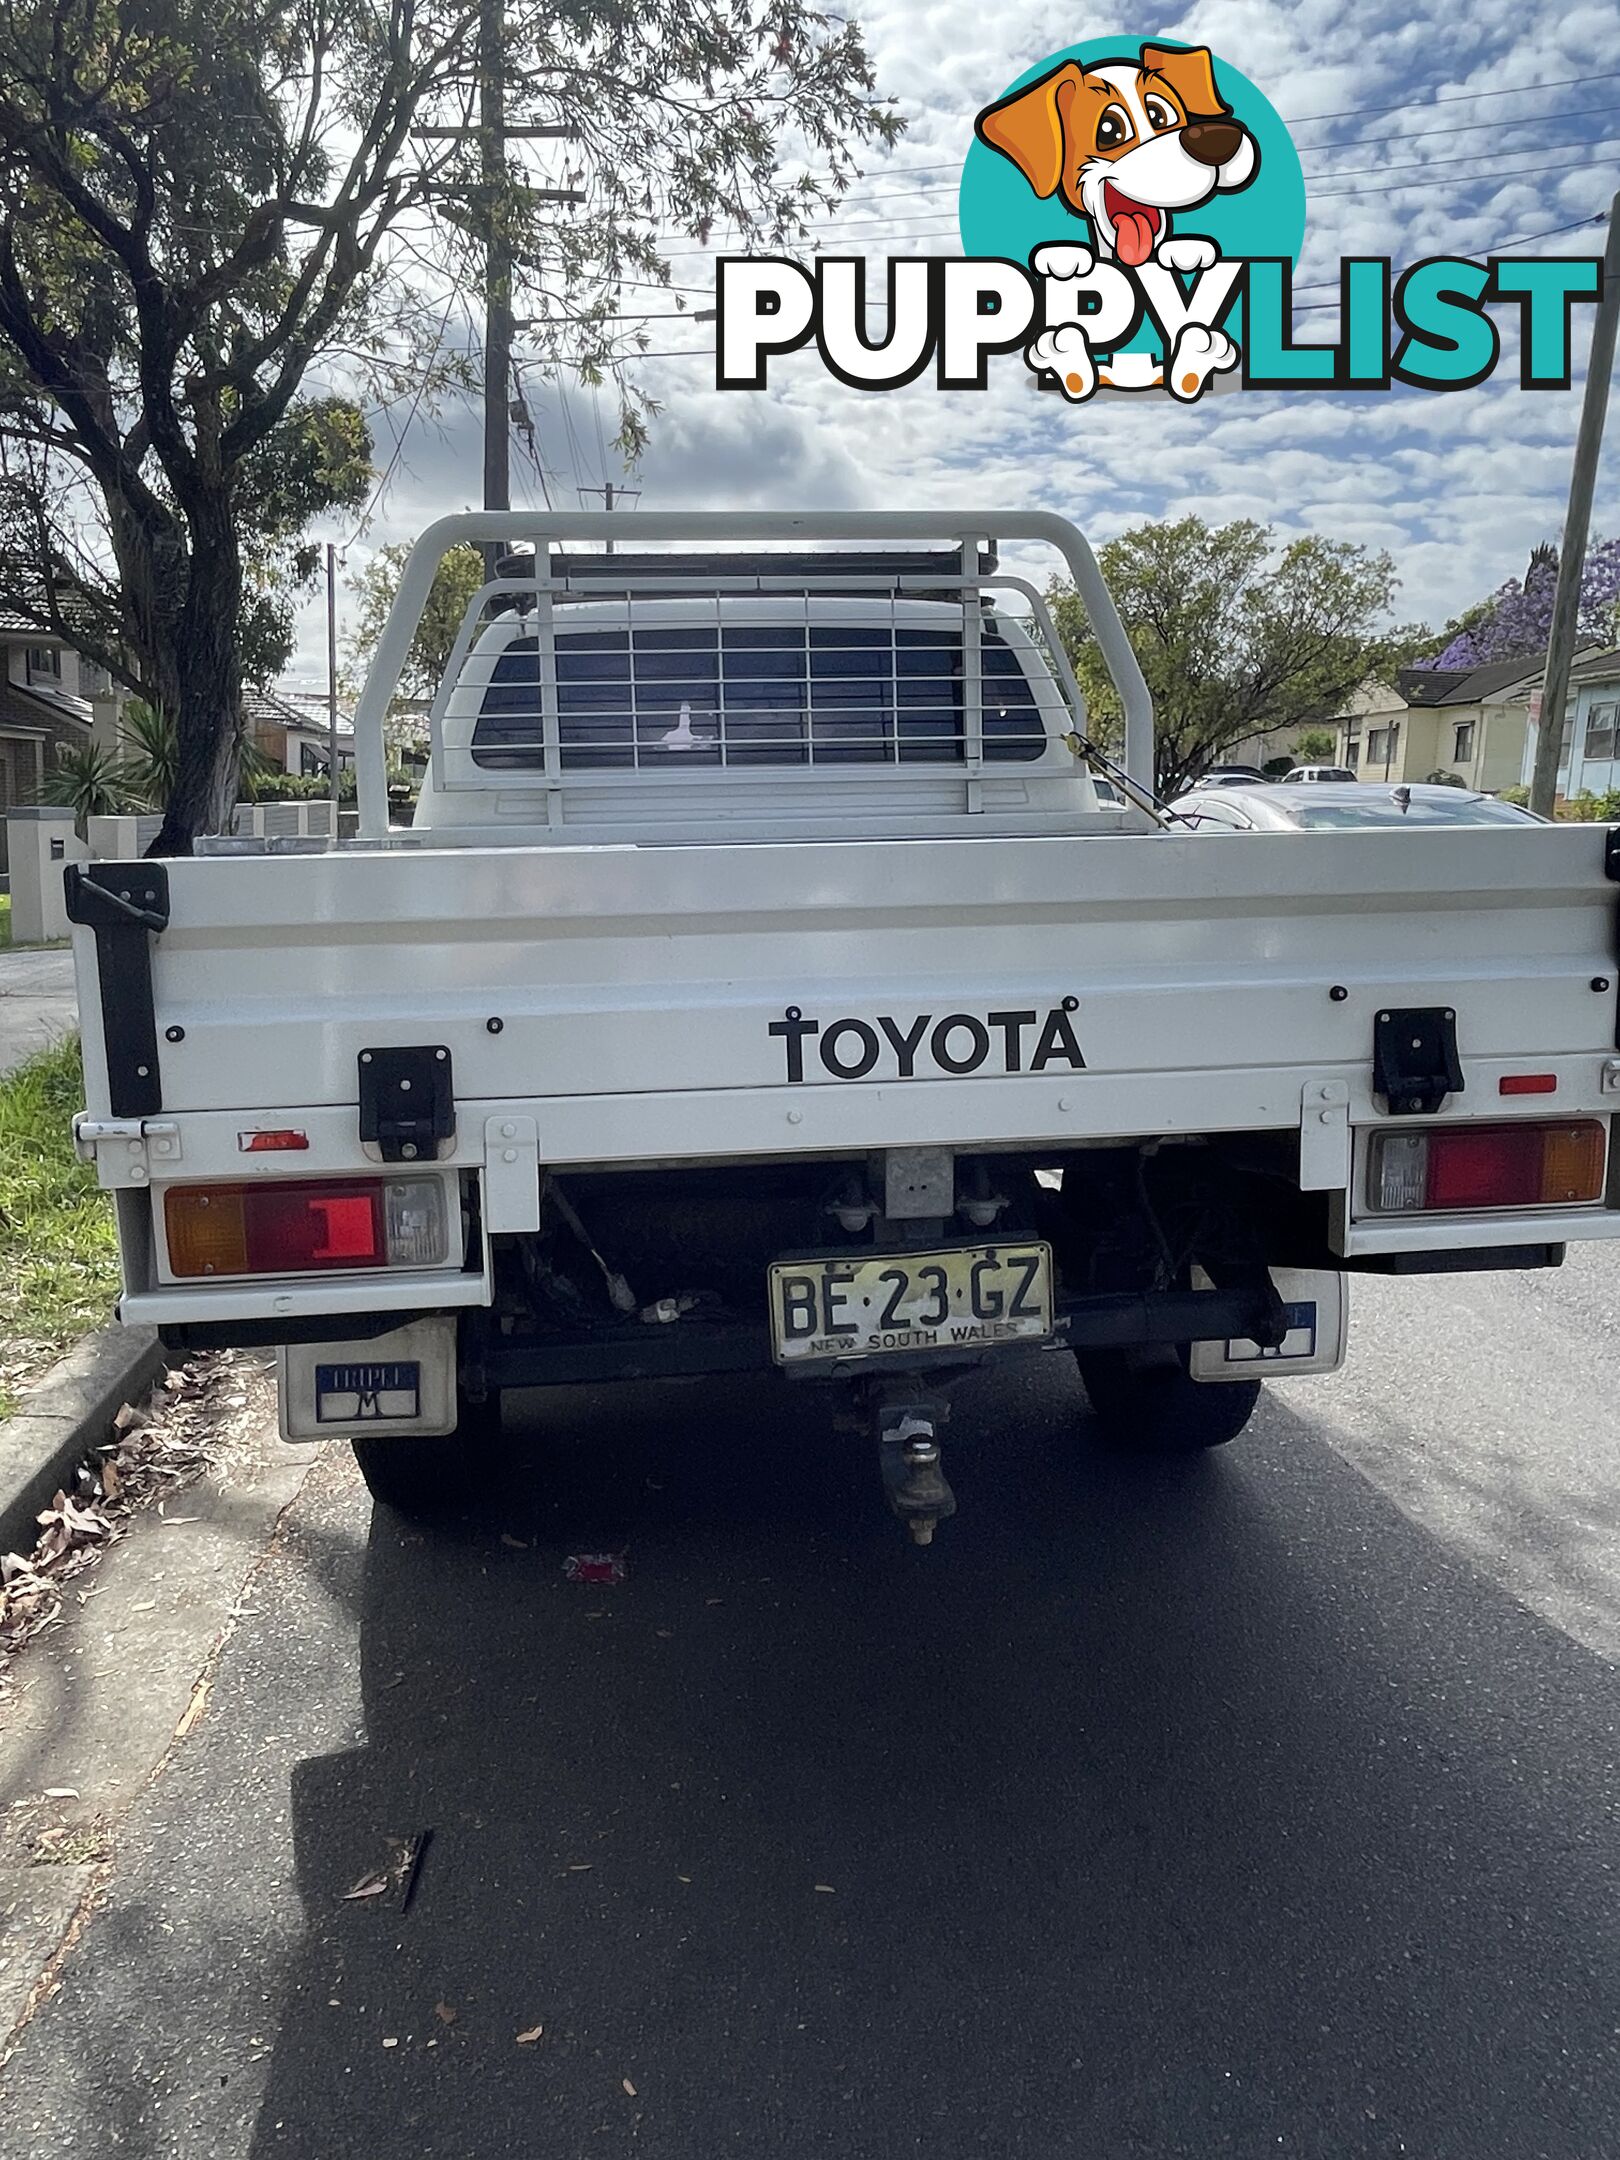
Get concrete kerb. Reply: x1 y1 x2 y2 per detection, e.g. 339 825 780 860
0 1327 167 1560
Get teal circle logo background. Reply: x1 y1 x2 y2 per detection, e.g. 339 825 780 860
958 39 1306 271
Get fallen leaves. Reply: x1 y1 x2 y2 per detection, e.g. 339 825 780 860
515 2024 545 2046
623 2078 638 2098
173 1674 211 1742
1 1352 250 1696
433 2002 458 2026
336 1831 433 1911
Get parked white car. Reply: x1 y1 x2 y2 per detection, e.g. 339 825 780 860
1170 781 1545 831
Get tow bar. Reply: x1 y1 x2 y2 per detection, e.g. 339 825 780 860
873 1390 956 1547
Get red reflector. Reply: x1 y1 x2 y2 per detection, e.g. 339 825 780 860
307 1195 380 1261
241 1182 385 1273
1498 1075 1557 1096
238 1129 310 1151
1425 1125 1545 1210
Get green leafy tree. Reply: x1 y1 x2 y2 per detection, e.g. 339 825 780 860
0 1 899 852
344 541 486 748
1048 517 1413 798
1291 726 1339 762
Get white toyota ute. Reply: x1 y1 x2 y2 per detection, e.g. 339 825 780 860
65 510 1620 1547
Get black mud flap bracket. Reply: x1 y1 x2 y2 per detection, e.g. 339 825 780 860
63 862 170 1117
358 1045 455 1162
1373 1006 1463 1116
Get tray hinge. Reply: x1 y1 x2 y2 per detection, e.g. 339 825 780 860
63 862 170 1117
358 1046 455 1163
1372 1006 1463 1117
73 1114 182 1185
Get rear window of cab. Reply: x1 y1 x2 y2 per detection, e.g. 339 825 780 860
470 623 1047 769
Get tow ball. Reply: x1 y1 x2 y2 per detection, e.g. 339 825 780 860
875 1394 956 1548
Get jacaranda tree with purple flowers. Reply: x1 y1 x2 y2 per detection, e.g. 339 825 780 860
1430 538 1620 668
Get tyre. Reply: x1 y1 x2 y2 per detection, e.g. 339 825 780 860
351 1387 503 1515
1075 1345 1261 1454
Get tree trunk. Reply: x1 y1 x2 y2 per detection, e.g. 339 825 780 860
149 496 245 856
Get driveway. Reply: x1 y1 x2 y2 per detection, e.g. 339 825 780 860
0 944 76 1073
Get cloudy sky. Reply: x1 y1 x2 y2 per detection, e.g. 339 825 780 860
286 0 1620 699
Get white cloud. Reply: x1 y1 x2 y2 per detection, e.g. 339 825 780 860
296 0 1620 697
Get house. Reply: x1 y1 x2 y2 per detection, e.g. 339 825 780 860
0 610 109 811
1334 657 1552 792
243 685 355 777
1515 647 1620 802
0 607 124 872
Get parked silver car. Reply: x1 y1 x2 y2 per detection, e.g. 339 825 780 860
1168 781 1545 832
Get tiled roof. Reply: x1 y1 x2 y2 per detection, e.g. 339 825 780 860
1566 645 1620 686
1396 657 1546 707
0 675 90 741
243 684 354 736
242 684 308 729
0 584 101 640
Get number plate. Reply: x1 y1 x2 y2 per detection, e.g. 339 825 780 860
314 1360 422 1423
768 1244 1053 1366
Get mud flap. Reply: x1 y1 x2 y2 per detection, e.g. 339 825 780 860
278 1317 458 1440
1187 1267 1347 1382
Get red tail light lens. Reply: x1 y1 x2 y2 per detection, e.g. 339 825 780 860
164 1178 446 1278
1371 1121 1606 1214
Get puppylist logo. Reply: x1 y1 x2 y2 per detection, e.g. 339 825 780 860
715 37 1601 401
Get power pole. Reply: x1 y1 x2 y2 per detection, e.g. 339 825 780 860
1530 191 1620 818
579 477 642 554
325 541 340 814
414 32 580 573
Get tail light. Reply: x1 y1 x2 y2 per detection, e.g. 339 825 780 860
1370 1121 1606 1214
164 1177 448 1278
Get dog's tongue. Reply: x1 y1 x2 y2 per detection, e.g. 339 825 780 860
1113 205 1157 267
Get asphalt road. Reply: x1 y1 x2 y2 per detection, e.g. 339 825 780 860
0 944 75 1074
5 1250 1620 2159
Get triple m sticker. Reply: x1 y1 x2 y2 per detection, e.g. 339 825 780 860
716 37 1601 403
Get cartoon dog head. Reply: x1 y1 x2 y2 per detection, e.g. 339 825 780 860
975 44 1258 267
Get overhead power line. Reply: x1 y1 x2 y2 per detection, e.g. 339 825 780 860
655 136 1620 245
796 102 1620 221
836 69 1620 186
649 143 1620 259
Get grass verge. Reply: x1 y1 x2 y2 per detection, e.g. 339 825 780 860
0 1035 119 1417
0 892 11 946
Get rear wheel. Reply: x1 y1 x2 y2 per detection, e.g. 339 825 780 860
351 1386 503 1515
1075 1345 1261 1454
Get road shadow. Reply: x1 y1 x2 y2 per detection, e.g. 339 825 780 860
251 1355 1620 2159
